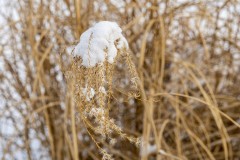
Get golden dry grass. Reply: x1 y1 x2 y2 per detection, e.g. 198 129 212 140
0 0 240 160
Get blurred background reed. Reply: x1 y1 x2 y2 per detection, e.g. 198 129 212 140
0 0 240 159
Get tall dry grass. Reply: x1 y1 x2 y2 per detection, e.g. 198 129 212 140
0 0 240 160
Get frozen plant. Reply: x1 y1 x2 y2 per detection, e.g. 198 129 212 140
67 21 140 160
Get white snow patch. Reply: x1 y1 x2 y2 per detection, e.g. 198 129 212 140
159 149 166 154
89 107 105 117
99 86 106 94
81 87 95 101
141 144 157 157
73 21 128 67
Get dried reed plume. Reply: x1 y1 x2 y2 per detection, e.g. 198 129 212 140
65 21 140 159
0 0 240 160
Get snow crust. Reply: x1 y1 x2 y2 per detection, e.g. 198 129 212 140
73 21 128 67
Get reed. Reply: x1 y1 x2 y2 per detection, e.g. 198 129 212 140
0 0 240 160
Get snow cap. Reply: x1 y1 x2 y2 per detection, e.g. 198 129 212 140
73 21 129 67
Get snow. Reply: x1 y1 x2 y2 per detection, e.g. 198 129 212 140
99 86 106 94
89 107 105 117
109 138 117 145
81 87 95 101
140 144 157 157
73 21 129 67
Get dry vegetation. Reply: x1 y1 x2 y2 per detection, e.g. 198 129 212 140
0 0 240 160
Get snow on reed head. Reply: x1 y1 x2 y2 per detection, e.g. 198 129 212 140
73 21 129 67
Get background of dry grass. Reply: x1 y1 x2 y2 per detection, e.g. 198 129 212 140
0 0 240 159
